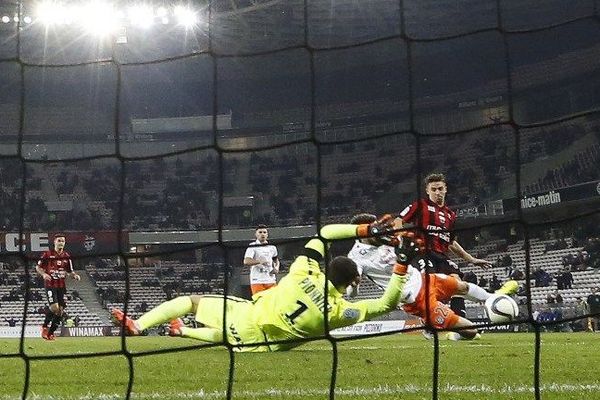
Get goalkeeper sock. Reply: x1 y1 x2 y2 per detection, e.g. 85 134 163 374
48 314 62 334
43 310 53 327
179 327 223 343
137 296 193 331
464 283 492 303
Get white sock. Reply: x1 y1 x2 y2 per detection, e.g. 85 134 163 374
464 283 491 303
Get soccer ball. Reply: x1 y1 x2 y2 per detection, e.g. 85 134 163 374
484 294 519 323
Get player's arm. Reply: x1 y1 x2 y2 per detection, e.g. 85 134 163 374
243 257 263 266
243 247 265 266
288 216 396 278
65 257 80 280
243 252 260 266
272 256 280 273
36 255 52 281
449 240 492 269
332 270 408 328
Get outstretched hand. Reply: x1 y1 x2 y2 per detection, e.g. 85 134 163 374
366 214 400 246
471 258 493 269
395 231 425 265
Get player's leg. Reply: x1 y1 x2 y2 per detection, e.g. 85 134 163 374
445 316 479 341
173 296 268 351
442 261 468 318
47 289 67 338
42 288 57 338
452 278 493 303
170 319 224 343
167 295 225 343
112 295 198 335
47 304 63 337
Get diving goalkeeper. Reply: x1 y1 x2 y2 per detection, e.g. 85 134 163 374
112 216 424 352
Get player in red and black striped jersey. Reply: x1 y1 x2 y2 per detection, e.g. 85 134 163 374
35 234 80 340
398 173 492 319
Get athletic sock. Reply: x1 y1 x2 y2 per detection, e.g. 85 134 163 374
464 282 492 303
48 314 62 335
43 310 53 327
450 297 466 318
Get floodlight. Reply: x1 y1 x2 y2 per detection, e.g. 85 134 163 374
174 5 196 27
36 1 66 25
128 4 154 28
80 1 117 36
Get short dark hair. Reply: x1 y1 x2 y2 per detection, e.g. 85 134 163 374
53 234 66 240
255 224 268 231
424 173 446 187
350 213 377 225
329 256 359 288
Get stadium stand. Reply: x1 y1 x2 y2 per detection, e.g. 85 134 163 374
87 260 225 319
0 264 103 327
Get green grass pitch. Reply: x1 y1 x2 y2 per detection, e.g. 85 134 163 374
0 332 598 399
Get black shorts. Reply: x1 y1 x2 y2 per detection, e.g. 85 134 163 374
413 252 463 278
46 287 67 307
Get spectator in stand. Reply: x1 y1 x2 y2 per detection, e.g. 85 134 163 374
478 275 488 289
462 271 478 285
504 264 513 279
533 267 552 287
554 290 563 304
546 292 556 304
560 267 573 289
555 270 565 290
572 297 591 332
587 287 600 332
4 317 18 327
510 267 524 281
576 250 589 271
583 237 600 269
562 253 576 269
489 273 501 292
551 308 564 332
555 238 568 250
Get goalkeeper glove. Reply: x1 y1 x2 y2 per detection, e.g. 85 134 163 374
393 231 424 275
355 214 398 245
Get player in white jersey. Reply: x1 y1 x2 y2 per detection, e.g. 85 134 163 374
347 213 518 340
244 224 280 295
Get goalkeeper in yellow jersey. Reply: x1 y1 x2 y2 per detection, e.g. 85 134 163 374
112 216 424 352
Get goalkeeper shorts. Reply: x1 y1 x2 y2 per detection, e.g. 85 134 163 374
195 294 271 352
